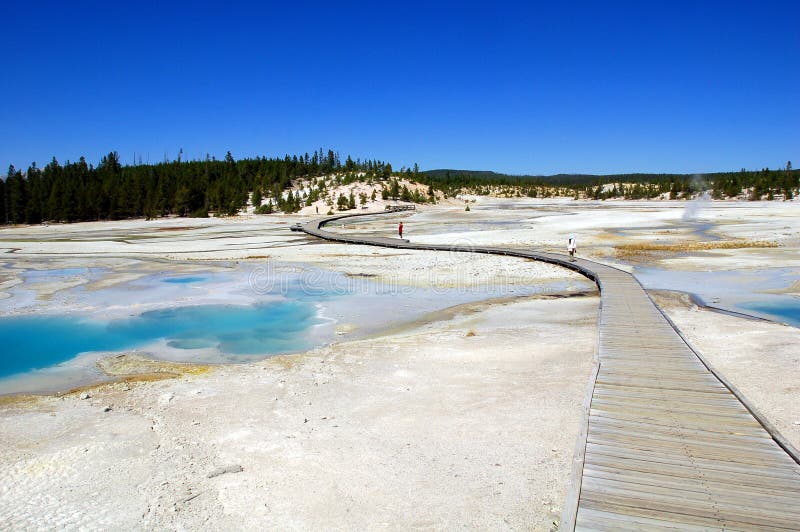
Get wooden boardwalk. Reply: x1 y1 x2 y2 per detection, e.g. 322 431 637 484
302 213 800 531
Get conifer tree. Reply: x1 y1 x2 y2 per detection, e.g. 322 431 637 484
6 165 27 224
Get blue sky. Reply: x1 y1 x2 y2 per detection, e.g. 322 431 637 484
2 1 798 175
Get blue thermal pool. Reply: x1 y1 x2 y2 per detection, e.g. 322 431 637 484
737 300 800 328
0 301 320 380
162 276 208 284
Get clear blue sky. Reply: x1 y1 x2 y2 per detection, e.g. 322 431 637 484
2 1 798 175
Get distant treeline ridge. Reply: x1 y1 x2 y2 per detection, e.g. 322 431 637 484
420 165 798 200
1 152 797 224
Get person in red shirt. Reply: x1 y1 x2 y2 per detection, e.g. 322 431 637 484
398 222 404 238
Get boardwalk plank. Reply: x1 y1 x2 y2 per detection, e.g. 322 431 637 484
579 498 786 531
585 444 800 481
584 465 800 506
580 482 800 529
576 507 718 531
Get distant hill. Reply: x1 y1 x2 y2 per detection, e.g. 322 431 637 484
420 167 798 201
422 169 690 185
423 169 518 180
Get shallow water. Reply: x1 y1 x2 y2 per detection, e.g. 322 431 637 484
162 276 208 284
0 256 596 394
0 301 320 380
634 266 800 326
738 300 800 327
24 267 105 282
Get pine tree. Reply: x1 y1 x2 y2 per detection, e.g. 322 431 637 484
25 162 44 224
6 165 27 224
0 173 6 224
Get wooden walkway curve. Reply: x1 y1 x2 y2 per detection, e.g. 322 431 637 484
302 212 800 531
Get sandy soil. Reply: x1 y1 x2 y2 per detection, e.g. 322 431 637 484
0 294 597 530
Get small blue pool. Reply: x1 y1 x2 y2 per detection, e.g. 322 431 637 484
162 276 208 284
738 300 800 328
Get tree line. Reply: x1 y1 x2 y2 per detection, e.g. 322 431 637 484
3 152 797 225
420 164 799 200
1 149 395 224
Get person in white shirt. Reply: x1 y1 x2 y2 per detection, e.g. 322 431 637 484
567 234 577 262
